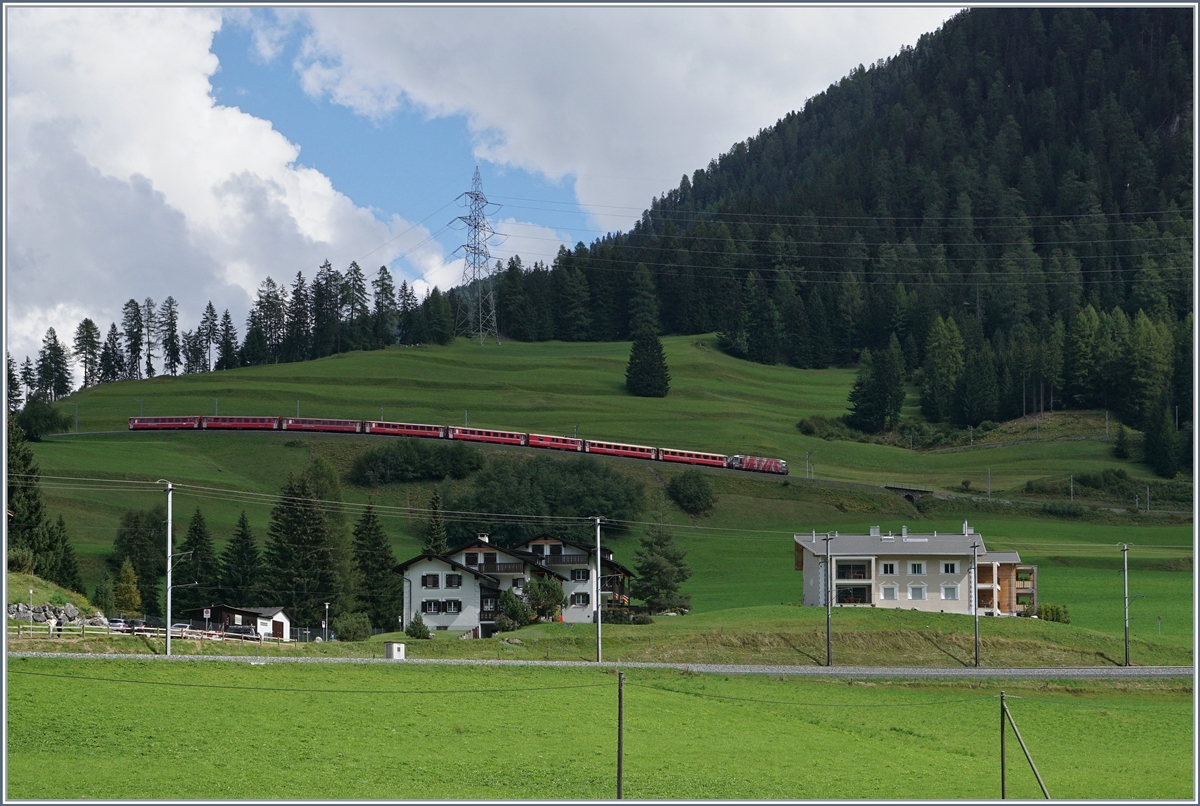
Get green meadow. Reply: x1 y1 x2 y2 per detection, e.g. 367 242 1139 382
5 657 1192 800
19 336 1193 659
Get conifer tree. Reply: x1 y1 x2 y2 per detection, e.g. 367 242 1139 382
200 301 219 371
1143 394 1180 478
215 309 239 371
7 351 22 413
159 297 182 376
176 508 221 612
352 504 404 629
627 263 660 337
98 323 126 383
46 515 84 594
110 506 164 617
425 488 449 555
114 559 142 616
264 473 343 626
121 299 144 380
6 416 47 563
1113 423 1131 459
72 318 101 388
371 266 398 349
631 519 692 614
220 512 262 607
36 328 72 401
625 329 670 397
141 297 158 378
92 575 116 616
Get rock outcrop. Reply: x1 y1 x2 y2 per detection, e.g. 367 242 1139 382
7 602 106 628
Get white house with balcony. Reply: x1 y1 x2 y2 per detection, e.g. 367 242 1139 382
793 521 1037 616
396 533 633 636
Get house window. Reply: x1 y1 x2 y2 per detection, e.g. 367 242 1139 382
511 578 523 589
909 562 924 576
549 544 563 556
465 553 478 566
444 600 462 614
422 600 442 614
836 562 868 580
836 586 870 604
881 586 897 601
880 563 896 575
943 562 957 575
421 574 439 589
572 568 590 582
571 592 590 606
909 586 926 601
481 597 497 612
942 585 959 600
445 574 462 589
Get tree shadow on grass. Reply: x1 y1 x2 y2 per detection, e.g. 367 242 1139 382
778 633 824 665
914 630 969 667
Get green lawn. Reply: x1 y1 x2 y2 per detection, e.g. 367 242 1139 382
5 657 1192 800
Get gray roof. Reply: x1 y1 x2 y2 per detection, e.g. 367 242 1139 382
794 531 1018 560
978 551 1024 564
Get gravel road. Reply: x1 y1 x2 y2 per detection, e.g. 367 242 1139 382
7 652 1192 678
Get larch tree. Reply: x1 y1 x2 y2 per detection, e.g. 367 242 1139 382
72 318 101 388
114 558 142 616
159 297 182 376
141 297 158 378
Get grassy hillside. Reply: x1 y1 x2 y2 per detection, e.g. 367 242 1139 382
25 337 1192 654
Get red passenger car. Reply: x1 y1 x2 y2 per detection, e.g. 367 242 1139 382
726 454 788 475
658 447 728 468
584 440 658 460
364 421 447 439
201 416 280 430
447 426 526 446
527 433 583 451
280 418 362 433
129 416 201 430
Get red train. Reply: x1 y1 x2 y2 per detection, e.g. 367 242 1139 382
130 415 787 474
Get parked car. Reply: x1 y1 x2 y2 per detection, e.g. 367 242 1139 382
129 619 148 633
108 618 129 633
223 625 257 638
170 623 198 638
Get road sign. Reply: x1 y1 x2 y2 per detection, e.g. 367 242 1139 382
322 621 326 629
203 608 211 619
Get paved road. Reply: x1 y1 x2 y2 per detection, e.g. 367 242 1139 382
7 652 1192 678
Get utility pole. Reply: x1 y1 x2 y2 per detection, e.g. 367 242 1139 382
1000 691 1007 799
969 425 973 445
136 399 143 417
465 410 469 427
804 451 812 479
325 602 331 642
1105 409 1109 438
594 516 603 663
617 671 625 799
296 400 300 417
212 398 218 415
1070 475 1073 502
987 468 991 499
162 481 173 656
1146 485 1150 513
453 167 501 345
1122 544 1130 666
823 532 835 666
971 541 980 668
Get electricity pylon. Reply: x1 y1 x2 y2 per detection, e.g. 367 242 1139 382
453 167 501 345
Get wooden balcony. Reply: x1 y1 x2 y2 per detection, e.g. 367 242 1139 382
543 554 590 566
468 562 524 573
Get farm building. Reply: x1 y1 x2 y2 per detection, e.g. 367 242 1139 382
395 532 633 637
179 604 292 640
794 521 1037 616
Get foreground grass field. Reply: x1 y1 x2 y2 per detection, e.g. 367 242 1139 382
6 656 1192 800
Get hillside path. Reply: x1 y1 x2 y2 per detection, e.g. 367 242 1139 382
7 652 1192 679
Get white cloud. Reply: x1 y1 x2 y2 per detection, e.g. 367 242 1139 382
4 7 449 373
293 7 962 225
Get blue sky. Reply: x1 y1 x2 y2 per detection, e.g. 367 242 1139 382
6 6 960 368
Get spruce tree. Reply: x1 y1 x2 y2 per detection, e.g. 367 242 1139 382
121 299 144 380
625 330 670 397
114 558 142 616
72 318 102 388
98 323 126 383
845 349 884 432
264 473 343 626
627 263 660 336
92 575 116 616
1113 424 1131 459
200 301 219 370
6 416 47 562
159 297 182 376
1143 395 1180 478
6 351 21 413
631 520 692 614
47 515 84 594
352 504 404 629
220 512 262 607
110 506 164 617
425 488 449 555
176 508 221 612
215 309 239 371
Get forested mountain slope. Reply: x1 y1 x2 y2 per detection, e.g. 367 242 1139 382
496 7 1192 444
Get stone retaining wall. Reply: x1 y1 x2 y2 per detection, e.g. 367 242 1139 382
7 602 108 627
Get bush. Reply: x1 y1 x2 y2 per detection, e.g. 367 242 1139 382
1042 502 1084 518
404 613 431 639
668 469 717 516
500 589 533 625
330 612 371 642
7 546 35 574
494 614 521 632
17 396 71 441
1036 603 1071 624
601 610 655 625
349 439 484 486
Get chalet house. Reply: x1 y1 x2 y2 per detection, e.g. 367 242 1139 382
395 533 633 637
793 521 1036 617
179 604 292 640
